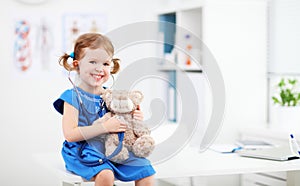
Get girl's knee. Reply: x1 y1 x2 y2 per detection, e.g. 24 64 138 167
135 175 154 186
95 169 114 184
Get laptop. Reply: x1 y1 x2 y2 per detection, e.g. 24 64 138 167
237 146 300 161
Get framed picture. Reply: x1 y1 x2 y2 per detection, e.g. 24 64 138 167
62 13 108 51
13 14 56 75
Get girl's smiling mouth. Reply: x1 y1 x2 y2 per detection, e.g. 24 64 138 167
92 74 103 81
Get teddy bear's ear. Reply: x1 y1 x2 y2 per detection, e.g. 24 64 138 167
102 89 113 103
129 91 144 105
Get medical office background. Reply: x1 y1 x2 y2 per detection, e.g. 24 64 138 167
0 0 299 185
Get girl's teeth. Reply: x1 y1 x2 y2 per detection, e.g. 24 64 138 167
93 74 102 81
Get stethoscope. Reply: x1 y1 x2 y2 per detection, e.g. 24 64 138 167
67 71 124 166
67 71 105 124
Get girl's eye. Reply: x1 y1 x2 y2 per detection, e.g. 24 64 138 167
104 62 110 66
89 61 97 64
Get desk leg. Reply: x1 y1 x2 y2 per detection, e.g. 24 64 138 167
287 170 300 186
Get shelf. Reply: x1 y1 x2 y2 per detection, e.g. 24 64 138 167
267 72 300 77
159 65 202 73
182 69 202 73
156 2 203 15
157 6 203 122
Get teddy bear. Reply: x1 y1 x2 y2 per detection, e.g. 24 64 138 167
101 89 155 163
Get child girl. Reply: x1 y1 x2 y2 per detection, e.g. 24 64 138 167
53 33 155 186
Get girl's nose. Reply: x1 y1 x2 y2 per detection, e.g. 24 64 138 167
95 65 104 72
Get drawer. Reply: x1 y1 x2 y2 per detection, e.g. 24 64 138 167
242 173 286 186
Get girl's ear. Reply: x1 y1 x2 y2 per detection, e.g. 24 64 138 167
129 91 143 105
73 60 80 71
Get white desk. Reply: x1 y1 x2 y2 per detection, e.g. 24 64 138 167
154 147 300 178
154 147 300 186
34 146 300 186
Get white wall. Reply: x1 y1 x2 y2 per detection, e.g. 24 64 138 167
268 0 300 73
0 0 268 185
0 0 159 185
203 0 268 143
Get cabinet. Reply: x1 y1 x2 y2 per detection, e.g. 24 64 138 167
242 172 286 186
239 127 295 186
157 6 204 123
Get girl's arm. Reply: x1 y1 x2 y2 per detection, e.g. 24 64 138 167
62 102 126 142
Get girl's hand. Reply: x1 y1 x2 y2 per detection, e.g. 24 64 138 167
102 112 113 120
133 105 144 121
96 112 112 124
102 115 127 133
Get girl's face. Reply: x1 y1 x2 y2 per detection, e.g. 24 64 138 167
77 48 112 94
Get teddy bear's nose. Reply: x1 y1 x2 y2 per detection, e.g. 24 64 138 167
121 99 134 109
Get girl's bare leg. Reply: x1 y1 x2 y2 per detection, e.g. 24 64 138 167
93 169 115 186
135 175 154 186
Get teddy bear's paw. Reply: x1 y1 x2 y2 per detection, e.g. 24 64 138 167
132 135 155 158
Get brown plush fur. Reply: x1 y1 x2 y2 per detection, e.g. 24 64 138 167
101 89 155 163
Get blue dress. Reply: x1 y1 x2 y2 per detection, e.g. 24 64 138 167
53 87 156 181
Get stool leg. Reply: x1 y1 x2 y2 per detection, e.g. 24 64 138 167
62 181 81 186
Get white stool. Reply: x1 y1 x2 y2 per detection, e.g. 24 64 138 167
33 152 134 186
60 170 134 186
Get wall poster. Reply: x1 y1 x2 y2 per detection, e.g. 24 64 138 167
62 13 107 52
13 15 55 76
